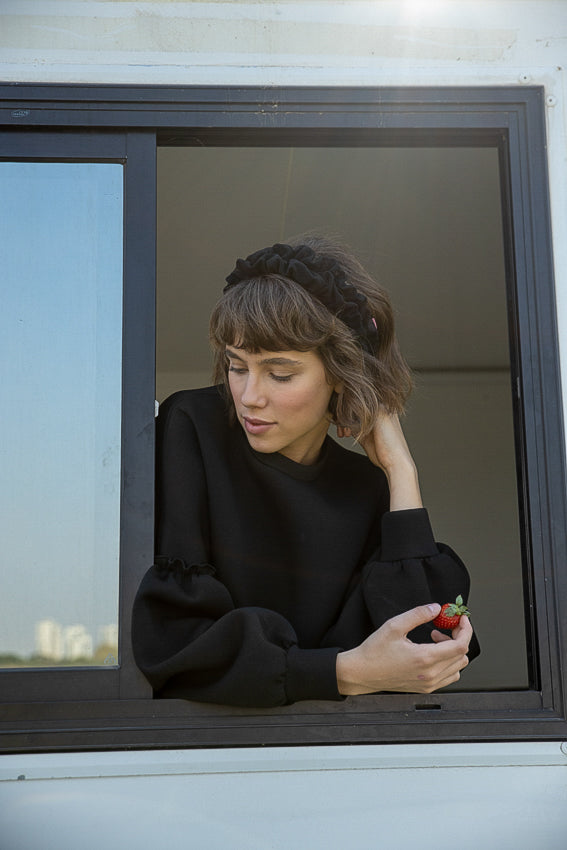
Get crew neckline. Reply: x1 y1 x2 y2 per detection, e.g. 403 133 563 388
244 432 330 481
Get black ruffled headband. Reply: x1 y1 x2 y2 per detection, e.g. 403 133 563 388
224 243 379 355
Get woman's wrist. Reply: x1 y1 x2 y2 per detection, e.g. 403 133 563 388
336 648 368 696
384 458 423 511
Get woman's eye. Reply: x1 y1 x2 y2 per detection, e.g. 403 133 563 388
271 373 293 383
228 366 247 375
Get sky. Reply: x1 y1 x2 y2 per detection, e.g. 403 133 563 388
0 161 123 657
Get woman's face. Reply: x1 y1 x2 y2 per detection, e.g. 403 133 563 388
226 346 339 465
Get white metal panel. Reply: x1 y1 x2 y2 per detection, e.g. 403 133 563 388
0 1 566 85
1 744 566 849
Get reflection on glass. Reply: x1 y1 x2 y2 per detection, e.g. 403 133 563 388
0 162 123 668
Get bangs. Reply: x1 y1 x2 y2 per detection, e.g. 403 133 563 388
210 275 333 353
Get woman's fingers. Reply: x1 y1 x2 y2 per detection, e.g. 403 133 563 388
387 603 441 636
431 629 452 643
434 653 469 690
414 643 470 692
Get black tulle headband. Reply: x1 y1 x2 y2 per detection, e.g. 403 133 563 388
224 243 379 355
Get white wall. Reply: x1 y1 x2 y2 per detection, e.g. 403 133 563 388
1 2 566 88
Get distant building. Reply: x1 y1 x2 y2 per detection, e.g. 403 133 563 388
64 625 93 660
35 619 63 661
98 624 118 648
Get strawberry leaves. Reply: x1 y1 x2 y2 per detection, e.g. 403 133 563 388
432 595 471 630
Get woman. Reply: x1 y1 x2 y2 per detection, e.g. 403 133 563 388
132 236 478 707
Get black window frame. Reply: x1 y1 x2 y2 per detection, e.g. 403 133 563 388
0 84 566 752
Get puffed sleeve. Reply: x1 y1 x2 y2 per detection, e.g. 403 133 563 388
323 508 480 659
131 557 342 706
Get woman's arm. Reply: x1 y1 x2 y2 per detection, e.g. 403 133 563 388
132 557 343 706
339 411 422 511
333 413 479 693
336 603 472 695
323 511 480 692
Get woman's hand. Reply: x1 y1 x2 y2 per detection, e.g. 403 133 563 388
358 411 414 472
337 412 422 510
336 604 472 696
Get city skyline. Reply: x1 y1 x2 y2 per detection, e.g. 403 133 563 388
34 618 118 662
0 618 118 666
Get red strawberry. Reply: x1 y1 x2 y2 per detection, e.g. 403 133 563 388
433 595 471 630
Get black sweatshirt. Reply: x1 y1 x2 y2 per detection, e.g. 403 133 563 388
132 385 478 707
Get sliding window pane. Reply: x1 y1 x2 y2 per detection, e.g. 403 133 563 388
0 162 123 667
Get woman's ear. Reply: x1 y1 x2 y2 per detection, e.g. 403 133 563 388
333 381 344 395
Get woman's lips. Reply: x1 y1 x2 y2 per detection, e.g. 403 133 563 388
243 416 275 435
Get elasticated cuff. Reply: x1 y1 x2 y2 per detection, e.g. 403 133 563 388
285 645 344 703
380 508 438 561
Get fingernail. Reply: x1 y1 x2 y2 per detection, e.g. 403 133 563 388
428 603 440 614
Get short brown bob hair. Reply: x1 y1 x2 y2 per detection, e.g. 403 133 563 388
209 234 412 440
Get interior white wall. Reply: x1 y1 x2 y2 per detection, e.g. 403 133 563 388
406 371 526 688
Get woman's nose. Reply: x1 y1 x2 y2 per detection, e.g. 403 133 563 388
241 374 266 408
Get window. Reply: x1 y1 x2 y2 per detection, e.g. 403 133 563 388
0 85 565 750
156 143 525 692
0 130 155 706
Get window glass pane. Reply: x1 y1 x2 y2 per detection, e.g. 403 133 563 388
0 162 123 668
